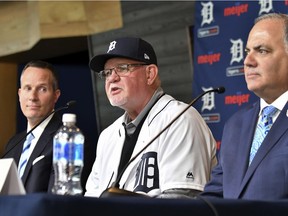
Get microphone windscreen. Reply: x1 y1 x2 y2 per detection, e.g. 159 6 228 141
67 100 76 108
216 87 225 94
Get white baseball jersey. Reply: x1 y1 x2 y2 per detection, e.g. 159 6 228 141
85 94 217 197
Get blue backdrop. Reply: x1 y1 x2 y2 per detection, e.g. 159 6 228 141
192 0 288 150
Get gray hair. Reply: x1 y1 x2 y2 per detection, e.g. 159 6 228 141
255 13 288 52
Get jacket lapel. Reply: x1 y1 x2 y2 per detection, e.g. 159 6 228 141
236 101 288 198
229 102 259 197
21 114 62 183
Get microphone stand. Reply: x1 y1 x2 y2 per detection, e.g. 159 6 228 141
25 100 76 138
100 87 225 198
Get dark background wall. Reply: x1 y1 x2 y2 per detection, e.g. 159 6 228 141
0 1 196 151
16 51 97 188
16 51 96 139
1 1 196 183
89 1 196 131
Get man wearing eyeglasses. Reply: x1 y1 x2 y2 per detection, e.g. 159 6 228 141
85 37 217 198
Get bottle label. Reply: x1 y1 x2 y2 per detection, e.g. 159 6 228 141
53 141 62 161
53 135 84 164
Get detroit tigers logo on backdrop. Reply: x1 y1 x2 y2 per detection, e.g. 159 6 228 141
226 38 245 77
259 0 273 15
197 1 219 38
200 86 220 123
201 1 214 26
133 152 159 193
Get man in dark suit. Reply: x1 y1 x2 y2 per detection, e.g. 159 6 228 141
1 60 62 193
201 13 288 200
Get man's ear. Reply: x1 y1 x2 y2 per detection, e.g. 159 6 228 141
146 64 158 85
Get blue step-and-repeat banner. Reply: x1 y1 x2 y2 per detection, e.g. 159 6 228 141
192 0 288 150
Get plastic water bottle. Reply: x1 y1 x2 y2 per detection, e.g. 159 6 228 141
52 113 84 195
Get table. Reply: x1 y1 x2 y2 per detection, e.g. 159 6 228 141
1 193 288 216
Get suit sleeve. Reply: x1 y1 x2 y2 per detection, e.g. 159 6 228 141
200 156 224 198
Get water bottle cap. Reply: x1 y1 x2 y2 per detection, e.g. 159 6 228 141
62 113 76 123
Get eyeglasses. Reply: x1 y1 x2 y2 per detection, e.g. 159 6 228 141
98 63 149 79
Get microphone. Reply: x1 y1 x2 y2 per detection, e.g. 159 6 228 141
1 100 76 158
100 87 226 198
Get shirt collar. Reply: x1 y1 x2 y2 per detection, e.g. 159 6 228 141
259 90 288 115
123 87 164 128
27 113 54 139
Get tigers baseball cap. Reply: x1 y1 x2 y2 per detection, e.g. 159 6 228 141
89 37 157 73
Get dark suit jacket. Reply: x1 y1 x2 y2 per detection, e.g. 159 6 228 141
202 101 288 200
2 114 62 193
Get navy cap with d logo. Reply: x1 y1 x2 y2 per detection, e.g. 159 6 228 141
89 37 157 73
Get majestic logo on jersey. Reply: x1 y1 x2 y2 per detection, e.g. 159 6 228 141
133 152 159 193
186 171 194 180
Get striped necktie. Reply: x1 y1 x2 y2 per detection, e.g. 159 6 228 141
18 133 34 178
249 106 278 165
